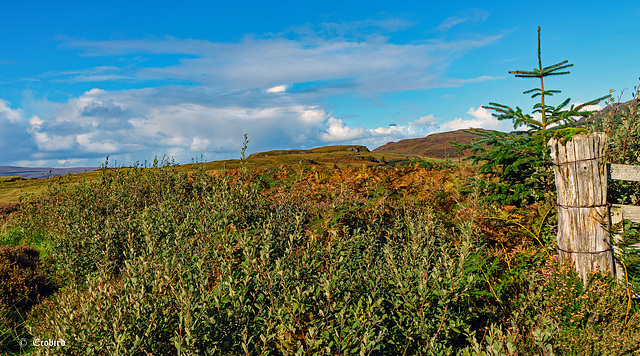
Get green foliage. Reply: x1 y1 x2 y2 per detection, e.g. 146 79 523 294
2 156 640 353
4 86 640 353
458 26 609 206
483 27 607 137
589 86 640 165
241 133 249 171
0 244 57 354
462 259 640 355
531 260 640 354
588 84 640 284
588 85 640 205
11 163 496 354
461 129 554 205
0 227 51 259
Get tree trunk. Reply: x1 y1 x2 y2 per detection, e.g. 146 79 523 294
548 133 612 283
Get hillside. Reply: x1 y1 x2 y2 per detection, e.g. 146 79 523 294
0 145 432 205
373 98 640 159
578 97 640 123
198 144 424 172
373 129 489 158
246 145 370 159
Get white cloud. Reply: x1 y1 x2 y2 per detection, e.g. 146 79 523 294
1 19 509 166
10 84 454 166
320 114 440 148
410 114 439 130
0 99 24 124
436 17 466 31
266 85 287 93
31 131 76 151
43 66 135 83
56 158 89 166
5 83 525 166
447 75 500 86
77 137 121 153
190 137 210 151
5 78 463 166
59 29 503 94
320 117 368 141
8 87 336 165
441 106 512 131
1 100 39 162
300 19 415 38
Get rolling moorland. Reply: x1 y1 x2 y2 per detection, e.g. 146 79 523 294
0 145 429 206
1 94 640 354
0 126 480 205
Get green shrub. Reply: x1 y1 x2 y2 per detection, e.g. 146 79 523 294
9 150 640 354
27 206 490 355
461 257 640 355
16 161 497 354
1 227 51 259
0 244 57 354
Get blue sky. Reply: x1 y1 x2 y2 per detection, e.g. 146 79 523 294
1 1 639 167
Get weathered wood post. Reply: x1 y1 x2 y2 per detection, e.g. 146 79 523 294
548 132 613 283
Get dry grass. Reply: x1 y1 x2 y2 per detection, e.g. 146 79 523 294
0 171 105 205
0 148 442 205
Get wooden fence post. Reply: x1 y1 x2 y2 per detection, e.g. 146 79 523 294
548 133 613 283
610 206 624 281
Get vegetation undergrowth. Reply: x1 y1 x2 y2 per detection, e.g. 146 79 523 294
589 83 640 291
2 27 640 355
0 154 637 354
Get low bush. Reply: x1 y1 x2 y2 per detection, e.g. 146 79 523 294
14 161 494 354
2 155 640 354
0 244 57 354
464 258 640 355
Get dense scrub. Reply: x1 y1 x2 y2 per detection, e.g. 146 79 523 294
4 26 640 354
0 156 639 355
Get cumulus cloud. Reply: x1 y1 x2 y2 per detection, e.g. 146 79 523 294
441 106 512 131
5 82 518 166
0 100 37 162
9 87 331 165
5 83 454 166
320 117 368 141
321 114 440 148
0 100 24 124
1 19 507 166
410 115 439 130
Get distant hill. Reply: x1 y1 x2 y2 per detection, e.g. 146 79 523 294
0 166 100 179
577 98 639 123
373 129 490 159
247 145 369 159
222 144 391 170
373 98 640 160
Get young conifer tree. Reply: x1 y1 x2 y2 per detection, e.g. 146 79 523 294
459 26 609 205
